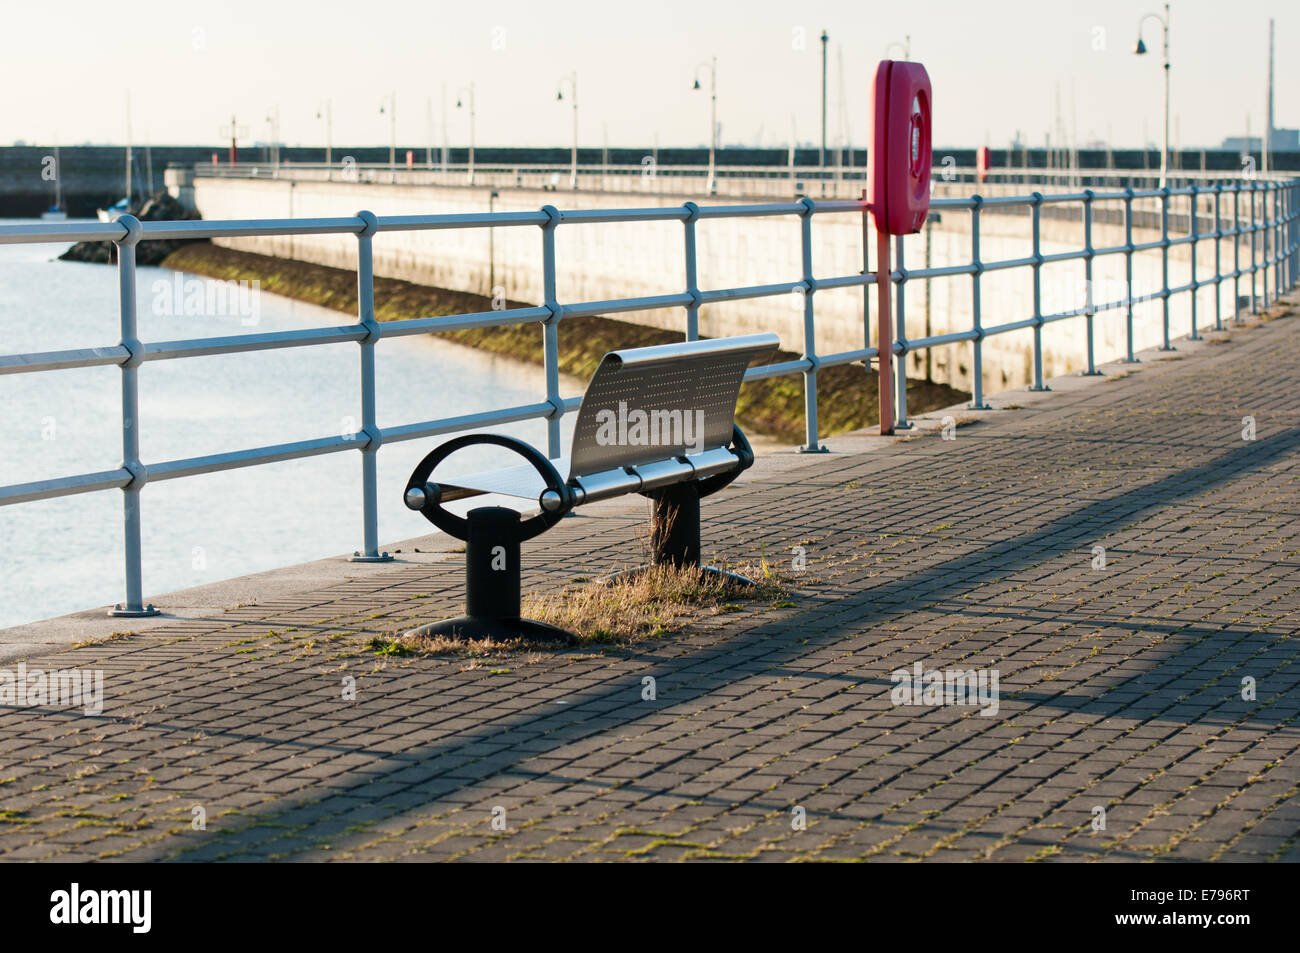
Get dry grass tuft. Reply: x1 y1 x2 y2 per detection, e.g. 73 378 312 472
523 561 788 644
376 558 794 658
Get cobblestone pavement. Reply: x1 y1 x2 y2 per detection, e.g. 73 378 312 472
2 302 1299 863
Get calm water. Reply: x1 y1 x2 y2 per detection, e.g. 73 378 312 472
0 225 574 629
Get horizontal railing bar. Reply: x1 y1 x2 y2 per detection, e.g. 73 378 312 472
0 468 132 506
819 346 878 367
743 358 811 381
817 273 875 290
1042 309 1087 325
379 400 557 444
557 207 692 224
982 316 1041 335
0 344 130 375
908 329 981 348
812 199 869 212
144 325 365 361
695 202 806 219
983 256 1040 272
905 263 978 279
700 281 803 304
375 210 549 231
561 292 693 319
149 433 361 481
140 217 366 241
0 222 128 245
379 306 552 337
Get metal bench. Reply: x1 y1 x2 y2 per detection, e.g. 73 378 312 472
401 332 780 643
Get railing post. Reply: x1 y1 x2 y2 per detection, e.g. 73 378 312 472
1274 183 1283 297
682 201 701 341
1029 192 1048 389
1262 183 1272 309
861 188 872 376
1250 182 1258 314
969 195 990 407
797 197 827 452
1159 186 1173 350
108 215 159 618
1082 189 1101 374
1234 182 1242 322
894 232 912 423
1188 184 1200 340
350 211 392 563
540 205 563 458
1124 188 1138 362
1292 183 1298 290
1213 184 1223 330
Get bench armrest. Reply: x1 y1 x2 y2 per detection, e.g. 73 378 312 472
404 433 575 543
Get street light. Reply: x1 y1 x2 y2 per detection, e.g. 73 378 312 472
692 56 717 195
378 92 397 180
820 30 828 193
556 73 578 189
264 105 280 173
456 83 477 186
1134 3 1171 187
316 99 332 169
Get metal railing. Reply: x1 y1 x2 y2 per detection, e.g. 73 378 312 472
193 160 1271 198
2 174 1298 616
193 160 874 198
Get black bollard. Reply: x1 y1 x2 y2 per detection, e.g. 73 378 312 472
465 506 521 620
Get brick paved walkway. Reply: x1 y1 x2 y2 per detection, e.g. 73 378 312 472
3 302 1299 862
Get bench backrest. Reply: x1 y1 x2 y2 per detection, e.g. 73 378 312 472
567 333 780 480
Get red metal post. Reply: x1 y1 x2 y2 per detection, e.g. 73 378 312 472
877 227 894 435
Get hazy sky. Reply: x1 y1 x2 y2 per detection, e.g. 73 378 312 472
4 0 1294 151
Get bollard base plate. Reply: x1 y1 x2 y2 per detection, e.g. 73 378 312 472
403 615 578 645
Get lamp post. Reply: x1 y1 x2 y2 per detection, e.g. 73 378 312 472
265 105 280 174
379 92 397 181
820 30 828 193
316 99 333 169
1134 3 1171 188
692 57 717 195
556 73 578 189
457 83 477 186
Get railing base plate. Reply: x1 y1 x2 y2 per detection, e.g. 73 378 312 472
107 604 160 618
349 552 395 563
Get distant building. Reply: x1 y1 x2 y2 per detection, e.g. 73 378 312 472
1221 128 1300 152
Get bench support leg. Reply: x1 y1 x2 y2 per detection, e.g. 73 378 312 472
600 484 753 587
650 482 702 569
405 506 577 644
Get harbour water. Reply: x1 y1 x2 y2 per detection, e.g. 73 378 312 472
0 225 574 629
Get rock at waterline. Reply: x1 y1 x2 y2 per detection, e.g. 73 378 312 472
58 191 204 266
